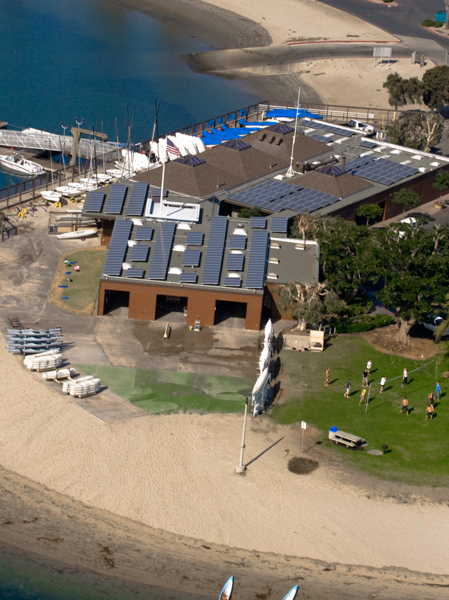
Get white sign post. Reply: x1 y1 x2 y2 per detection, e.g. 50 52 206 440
301 421 307 452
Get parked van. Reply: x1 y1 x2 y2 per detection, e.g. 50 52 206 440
348 119 374 133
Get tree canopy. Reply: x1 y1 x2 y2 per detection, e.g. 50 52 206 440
392 188 421 212
433 170 449 196
383 73 422 110
387 113 444 151
356 203 384 225
383 66 449 112
239 206 261 218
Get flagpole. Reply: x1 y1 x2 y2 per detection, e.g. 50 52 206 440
286 85 301 178
160 141 166 201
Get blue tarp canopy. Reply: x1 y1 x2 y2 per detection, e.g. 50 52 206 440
266 108 323 120
238 119 278 129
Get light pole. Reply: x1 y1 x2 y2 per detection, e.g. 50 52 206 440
235 396 249 474
286 86 301 177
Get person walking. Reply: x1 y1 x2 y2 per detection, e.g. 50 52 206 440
402 368 408 387
359 388 367 406
325 368 330 387
435 381 441 400
380 376 386 394
366 360 372 375
399 397 410 415
428 392 434 405
426 403 435 420
362 369 368 387
344 379 351 398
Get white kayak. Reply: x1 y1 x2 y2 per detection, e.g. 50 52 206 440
218 577 233 600
56 228 97 240
55 186 84 197
281 586 298 600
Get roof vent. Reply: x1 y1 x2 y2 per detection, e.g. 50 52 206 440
259 133 267 142
276 138 283 146
268 136 276 144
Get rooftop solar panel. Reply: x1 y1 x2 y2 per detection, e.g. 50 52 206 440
126 268 144 278
185 232 204 246
84 190 106 213
355 158 419 186
271 217 288 233
250 217 267 229
126 182 149 216
226 253 245 271
102 220 133 277
180 273 198 284
344 155 377 172
224 276 242 288
151 188 168 198
311 134 331 143
148 222 176 280
246 230 269 289
105 185 127 215
182 249 201 267
360 140 377 149
303 119 355 137
201 217 228 285
229 235 247 250
228 180 302 206
130 244 149 262
134 227 154 241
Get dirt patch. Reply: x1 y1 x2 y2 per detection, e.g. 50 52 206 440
358 325 437 360
288 456 319 475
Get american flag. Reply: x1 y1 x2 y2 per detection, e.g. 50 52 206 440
166 138 182 158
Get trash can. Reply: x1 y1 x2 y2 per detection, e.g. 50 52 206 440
436 11 447 23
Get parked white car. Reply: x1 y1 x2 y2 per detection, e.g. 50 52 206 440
348 119 375 133
421 315 449 337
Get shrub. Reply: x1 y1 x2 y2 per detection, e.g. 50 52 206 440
382 0 393 3
422 19 443 27
330 314 394 334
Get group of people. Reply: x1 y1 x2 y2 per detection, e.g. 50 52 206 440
324 360 441 419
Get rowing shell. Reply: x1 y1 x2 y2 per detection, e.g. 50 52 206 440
218 577 233 600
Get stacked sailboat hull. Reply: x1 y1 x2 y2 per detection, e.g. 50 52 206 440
5 327 63 355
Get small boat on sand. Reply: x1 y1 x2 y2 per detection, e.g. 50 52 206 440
41 190 62 202
55 228 97 240
218 577 233 600
281 586 298 600
55 186 84 197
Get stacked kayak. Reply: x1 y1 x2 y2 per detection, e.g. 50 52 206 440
42 367 76 381
24 352 63 371
62 376 101 398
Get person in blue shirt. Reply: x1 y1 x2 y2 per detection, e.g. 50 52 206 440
435 381 441 400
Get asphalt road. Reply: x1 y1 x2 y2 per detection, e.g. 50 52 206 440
316 0 448 43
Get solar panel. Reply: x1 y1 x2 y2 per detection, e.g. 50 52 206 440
105 185 127 215
228 180 302 206
126 268 144 278
102 221 133 276
246 230 269 289
303 119 355 137
344 155 377 172
148 222 176 280
311 134 331 143
180 273 198 283
127 182 149 216
130 244 149 262
226 253 244 271
224 276 242 288
151 188 168 198
185 232 204 246
84 190 106 213
201 217 228 285
360 140 377 149
271 217 288 233
355 158 419 186
250 217 267 229
229 235 246 250
134 227 154 241
182 249 201 267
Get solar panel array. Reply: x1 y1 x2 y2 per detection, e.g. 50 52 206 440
126 268 144 278
226 253 245 271
148 222 176 280
246 231 269 289
180 273 198 283
224 276 242 288
185 232 204 246
303 119 355 137
151 188 168 198
344 155 377 172
134 227 154 241
105 185 127 215
85 190 106 213
250 217 267 229
360 140 377 149
229 180 301 209
102 221 133 276
126 182 149 216
130 245 149 262
311 134 331 143
355 158 419 186
201 217 228 285
182 249 201 267
271 217 288 233
229 235 247 250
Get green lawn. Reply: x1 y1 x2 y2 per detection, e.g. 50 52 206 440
75 365 253 414
49 247 107 315
271 336 449 487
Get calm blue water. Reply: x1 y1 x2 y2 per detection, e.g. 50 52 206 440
0 0 255 596
0 0 257 189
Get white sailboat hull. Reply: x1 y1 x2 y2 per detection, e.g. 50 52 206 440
56 228 97 240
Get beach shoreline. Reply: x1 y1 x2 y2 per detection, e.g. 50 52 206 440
2 464 449 600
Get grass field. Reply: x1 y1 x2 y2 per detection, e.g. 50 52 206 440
48 247 107 315
271 336 449 486
76 364 253 414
